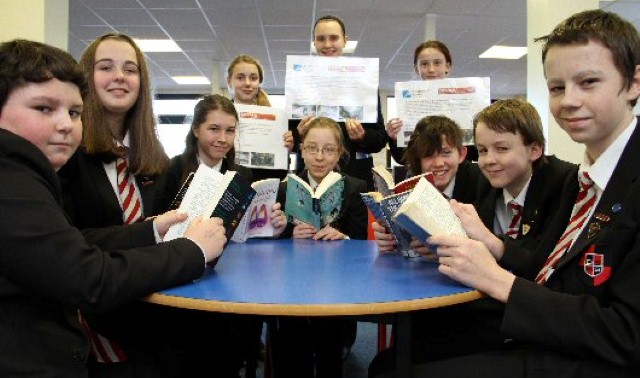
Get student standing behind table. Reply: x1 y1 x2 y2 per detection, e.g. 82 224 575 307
291 15 387 191
372 9 640 378
226 54 294 181
386 40 453 164
0 38 225 378
270 117 368 378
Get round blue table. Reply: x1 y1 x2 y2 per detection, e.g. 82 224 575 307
146 239 482 377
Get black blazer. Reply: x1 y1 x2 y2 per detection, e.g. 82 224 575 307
57 149 163 228
498 120 640 374
276 171 369 240
450 160 485 204
290 94 387 191
475 155 577 249
154 153 254 214
0 129 204 377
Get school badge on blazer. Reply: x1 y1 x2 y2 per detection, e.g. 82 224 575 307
579 245 611 286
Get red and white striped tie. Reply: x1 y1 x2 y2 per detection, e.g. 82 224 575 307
505 201 522 239
116 157 142 224
78 310 127 363
535 172 596 284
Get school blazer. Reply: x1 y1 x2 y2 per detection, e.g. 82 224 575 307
0 129 204 378
276 172 369 240
57 149 163 228
451 160 484 204
475 155 577 250
499 120 640 375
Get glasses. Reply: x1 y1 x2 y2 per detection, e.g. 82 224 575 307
303 145 339 157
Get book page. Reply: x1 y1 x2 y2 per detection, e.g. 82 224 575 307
393 171 434 194
164 165 225 241
234 104 288 170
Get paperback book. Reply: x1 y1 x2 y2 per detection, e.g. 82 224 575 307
231 178 281 243
372 165 433 196
392 177 467 242
284 171 344 229
163 164 256 267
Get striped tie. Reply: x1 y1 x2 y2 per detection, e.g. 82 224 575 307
78 310 127 363
505 201 522 239
535 172 596 284
116 157 142 224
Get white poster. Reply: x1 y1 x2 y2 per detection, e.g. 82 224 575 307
395 77 491 146
285 55 379 123
233 104 288 170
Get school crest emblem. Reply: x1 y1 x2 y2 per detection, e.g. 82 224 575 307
580 245 611 286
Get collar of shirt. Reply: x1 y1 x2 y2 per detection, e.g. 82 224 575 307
196 156 224 172
307 171 319 192
582 117 637 194
502 174 531 209
442 175 456 200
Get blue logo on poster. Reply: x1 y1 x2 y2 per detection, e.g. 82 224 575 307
293 64 303 71
402 90 412 99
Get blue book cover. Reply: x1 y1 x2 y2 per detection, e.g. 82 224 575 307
284 172 344 229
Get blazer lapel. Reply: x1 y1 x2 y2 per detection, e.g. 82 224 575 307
554 120 640 271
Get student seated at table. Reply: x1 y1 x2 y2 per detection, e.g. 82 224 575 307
372 115 484 253
0 38 226 378
271 116 368 378
473 98 576 249
371 9 640 378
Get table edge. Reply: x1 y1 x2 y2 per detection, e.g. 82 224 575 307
144 290 484 316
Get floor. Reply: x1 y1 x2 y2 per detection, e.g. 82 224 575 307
241 321 385 378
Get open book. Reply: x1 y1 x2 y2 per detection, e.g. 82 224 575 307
372 165 433 196
163 164 256 267
361 191 418 257
284 171 344 229
392 177 467 242
231 178 281 243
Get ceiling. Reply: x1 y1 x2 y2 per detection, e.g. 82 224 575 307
68 0 640 98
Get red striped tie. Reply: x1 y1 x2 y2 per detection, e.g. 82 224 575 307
505 201 522 239
78 310 127 363
116 157 142 224
535 172 596 284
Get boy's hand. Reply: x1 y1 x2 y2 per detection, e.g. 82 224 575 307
372 221 397 253
386 118 403 140
153 210 188 238
183 216 226 263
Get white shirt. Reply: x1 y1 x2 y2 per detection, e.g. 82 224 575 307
569 117 637 248
493 176 531 236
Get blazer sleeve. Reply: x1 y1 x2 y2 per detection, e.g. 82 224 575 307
335 176 369 240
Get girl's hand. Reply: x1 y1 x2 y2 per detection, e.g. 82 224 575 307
314 226 347 241
283 130 294 152
386 118 403 140
270 202 287 238
345 118 365 142
292 222 317 239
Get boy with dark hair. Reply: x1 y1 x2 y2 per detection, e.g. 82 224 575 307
372 9 640 378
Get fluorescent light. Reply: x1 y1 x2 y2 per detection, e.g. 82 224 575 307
133 39 182 52
479 45 527 60
172 76 211 85
310 40 358 54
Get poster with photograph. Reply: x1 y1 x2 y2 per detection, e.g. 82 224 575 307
234 104 288 170
285 55 379 123
395 77 491 146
